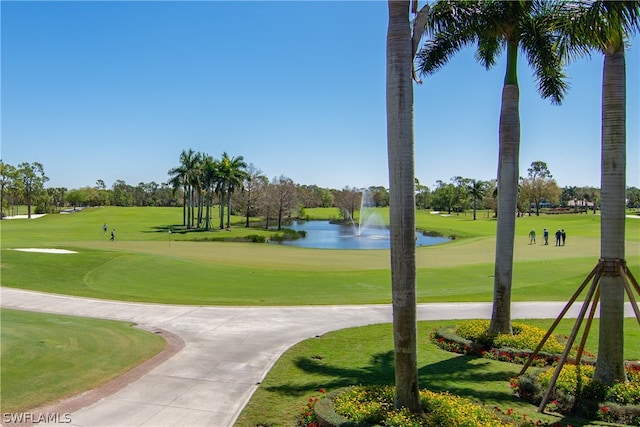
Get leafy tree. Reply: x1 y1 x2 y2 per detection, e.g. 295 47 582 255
17 162 49 218
47 187 67 211
297 185 334 209
368 186 390 207
451 176 471 214
0 161 17 219
483 179 499 217
519 161 558 215
627 186 640 208
414 177 431 210
417 0 569 335
431 180 455 213
111 180 134 207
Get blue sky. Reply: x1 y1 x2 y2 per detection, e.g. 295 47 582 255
2 1 638 191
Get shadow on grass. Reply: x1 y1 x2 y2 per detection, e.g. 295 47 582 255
265 350 517 404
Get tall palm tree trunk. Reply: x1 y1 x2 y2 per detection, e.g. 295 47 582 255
226 185 232 228
595 44 626 385
182 188 187 226
387 0 421 413
490 79 520 336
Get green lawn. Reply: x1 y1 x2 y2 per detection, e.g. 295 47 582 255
0 308 166 413
1 206 639 422
236 318 640 427
1 206 638 305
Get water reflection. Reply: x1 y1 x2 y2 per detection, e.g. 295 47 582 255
272 220 449 250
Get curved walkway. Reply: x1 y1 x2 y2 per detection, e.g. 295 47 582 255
1 287 633 427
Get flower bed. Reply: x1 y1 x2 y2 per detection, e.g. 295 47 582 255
512 363 640 425
430 320 596 368
302 385 513 427
430 320 640 425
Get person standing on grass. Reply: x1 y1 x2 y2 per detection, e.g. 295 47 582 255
543 228 549 245
561 229 566 246
103 223 108 234
555 229 562 246
529 229 536 244
110 229 115 241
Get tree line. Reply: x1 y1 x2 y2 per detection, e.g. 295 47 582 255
1 157 638 221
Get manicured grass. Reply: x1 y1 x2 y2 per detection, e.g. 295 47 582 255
1 207 638 305
0 308 166 413
2 207 639 422
235 318 640 427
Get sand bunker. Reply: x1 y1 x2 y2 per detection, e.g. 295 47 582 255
15 248 78 254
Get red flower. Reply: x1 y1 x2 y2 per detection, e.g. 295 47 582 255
319 388 326 394
600 406 609 414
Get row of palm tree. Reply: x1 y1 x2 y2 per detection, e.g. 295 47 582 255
167 149 247 230
386 0 638 413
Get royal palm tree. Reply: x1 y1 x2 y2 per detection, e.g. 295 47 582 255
217 152 247 229
416 0 569 334
200 155 219 230
386 0 427 413
168 149 201 229
558 0 640 385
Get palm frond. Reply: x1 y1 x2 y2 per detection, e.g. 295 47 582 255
475 35 504 70
516 0 569 104
415 29 477 76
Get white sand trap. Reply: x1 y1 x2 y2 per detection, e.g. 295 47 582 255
15 248 78 254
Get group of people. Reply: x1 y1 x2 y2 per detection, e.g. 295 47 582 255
529 228 566 246
103 223 115 241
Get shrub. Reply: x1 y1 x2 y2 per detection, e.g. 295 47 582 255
270 228 305 242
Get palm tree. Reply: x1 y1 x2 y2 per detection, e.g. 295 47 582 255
469 179 487 220
558 0 640 385
386 0 423 413
218 152 247 229
201 155 219 230
168 149 201 229
416 0 569 335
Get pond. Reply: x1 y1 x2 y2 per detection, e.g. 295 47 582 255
271 220 450 250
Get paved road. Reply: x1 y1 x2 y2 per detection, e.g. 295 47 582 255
1 287 632 427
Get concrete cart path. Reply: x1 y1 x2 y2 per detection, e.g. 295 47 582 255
1 287 627 427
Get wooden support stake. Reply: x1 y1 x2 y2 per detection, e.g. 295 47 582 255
518 262 601 377
537 268 601 413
